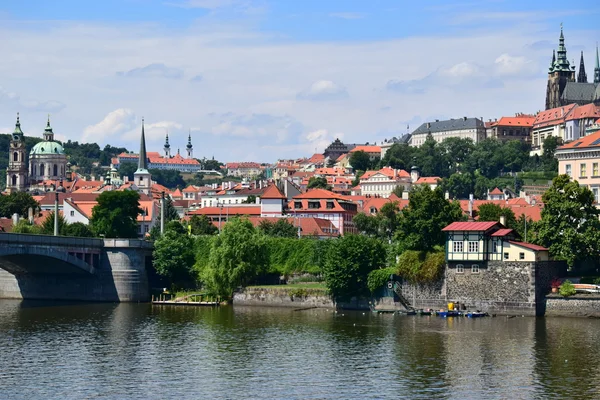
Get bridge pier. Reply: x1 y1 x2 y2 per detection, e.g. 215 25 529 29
0 234 153 302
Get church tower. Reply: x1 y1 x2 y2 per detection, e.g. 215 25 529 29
134 119 152 195
577 51 588 83
595 44 600 84
164 132 171 158
6 113 28 193
545 25 576 110
186 132 193 159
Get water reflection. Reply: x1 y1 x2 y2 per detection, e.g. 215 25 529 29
1 300 600 399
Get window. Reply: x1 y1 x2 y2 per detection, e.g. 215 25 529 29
294 201 302 209
565 164 572 177
471 264 480 274
453 241 463 252
580 163 587 177
468 241 479 253
519 252 525 260
456 264 464 273
594 163 599 177
70 210 75 217
593 188 599 204
504 252 509 260
493 242 498 253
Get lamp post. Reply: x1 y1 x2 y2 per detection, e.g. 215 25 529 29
53 191 59 236
160 191 165 235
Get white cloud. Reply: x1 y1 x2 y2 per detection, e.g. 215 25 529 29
116 63 184 79
126 120 184 142
82 108 136 143
0 86 66 113
297 80 349 101
209 112 303 143
494 54 539 77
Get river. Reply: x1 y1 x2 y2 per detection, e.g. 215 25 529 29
0 300 599 399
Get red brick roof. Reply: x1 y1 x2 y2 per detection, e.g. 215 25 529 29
442 221 500 232
360 167 410 180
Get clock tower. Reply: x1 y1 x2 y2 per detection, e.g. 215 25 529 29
6 113 29 193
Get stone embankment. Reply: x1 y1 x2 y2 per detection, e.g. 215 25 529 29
544 294 600 317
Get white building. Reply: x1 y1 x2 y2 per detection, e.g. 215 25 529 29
409 117 486 147
359 167 411 198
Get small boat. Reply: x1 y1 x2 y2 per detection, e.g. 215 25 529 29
416 310 432 316
396 310 417 316
466 312 488 318
437 310 460 318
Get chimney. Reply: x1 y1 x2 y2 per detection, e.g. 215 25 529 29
463 116 467 121
500 215 506 227
12 213 19 226
28 207 33 224
426 122 431 129
124 176 129 183
444 191 450 200
468 194 474 218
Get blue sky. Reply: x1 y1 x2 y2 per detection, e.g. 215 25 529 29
0 0 598 161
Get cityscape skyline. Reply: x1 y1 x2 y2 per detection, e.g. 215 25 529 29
0 0 599 162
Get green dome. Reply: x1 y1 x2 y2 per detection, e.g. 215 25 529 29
30 141 65 156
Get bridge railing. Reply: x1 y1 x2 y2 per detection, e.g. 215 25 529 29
103 239 154 249
0 232 103 248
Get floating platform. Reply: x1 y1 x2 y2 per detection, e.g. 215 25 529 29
152 300 220 307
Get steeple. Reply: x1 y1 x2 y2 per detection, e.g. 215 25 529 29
43 115 55 141
134 118 151 195
186 131 193 159
595 43 600 84
549 50 556 72
554 23 571 72
137 118 148 172
164 131 171 158
577 51 588 83
13 112 23 136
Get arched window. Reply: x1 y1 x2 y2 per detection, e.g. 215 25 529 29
40 164 45 177
53 164 58 176
13 152 18 162
11 175 17 186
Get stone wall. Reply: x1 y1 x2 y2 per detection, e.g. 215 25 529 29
233 287 334 308
545 295 600 317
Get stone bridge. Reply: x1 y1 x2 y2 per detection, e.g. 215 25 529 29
0 233 153 302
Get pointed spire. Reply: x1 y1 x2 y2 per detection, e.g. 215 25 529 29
555 23 570 71
13 112 23 136
137 118 148 171
578 51 588 83
164 132 170 148
43 114 54 141
595 42 600 84
186 131 193 149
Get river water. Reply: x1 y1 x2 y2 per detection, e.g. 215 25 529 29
1 300 599 400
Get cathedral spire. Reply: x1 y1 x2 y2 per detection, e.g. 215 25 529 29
137 118 148 171
555 23 571 71
595 43 600 84
186 131 193 159
164 131 171 158
577 51 588 83
43 115 54 141
549 50 556 71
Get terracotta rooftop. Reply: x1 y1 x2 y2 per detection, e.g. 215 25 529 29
442 221 500 232
261 185 286 200
533 104 576 129
489 187 503 195
350 145 381 153
508 240 548 251
559 128 600 150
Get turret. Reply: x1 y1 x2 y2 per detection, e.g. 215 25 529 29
595 43 600 84
164 132 171 158
43 115 54 142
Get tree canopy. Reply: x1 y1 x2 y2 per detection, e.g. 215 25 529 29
0 192 39 218
349 150 373 172
258 219 298 238
189 215 218 235
90 191 142 238
307 176 330 190
153 223 196 289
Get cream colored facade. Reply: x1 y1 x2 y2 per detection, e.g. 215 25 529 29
502 242 549 262
531 124 566 155
556 146 600 203
447 232 489 262
359 172 411 198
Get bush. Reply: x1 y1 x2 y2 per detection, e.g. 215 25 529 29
367 267 396 293
396 250 445 283
559 280 577 297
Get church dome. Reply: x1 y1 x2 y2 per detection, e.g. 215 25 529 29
30 141 65 156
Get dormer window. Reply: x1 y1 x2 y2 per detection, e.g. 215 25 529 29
294 201 302 209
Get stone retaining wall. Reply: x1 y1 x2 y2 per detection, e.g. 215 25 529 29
544 295 600 317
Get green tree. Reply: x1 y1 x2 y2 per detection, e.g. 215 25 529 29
118 162 138 180
258 219 298 238
535 175 600 267
379 201 401 241
353 213 380 237
322 235 387 301
391 185 404 198
90 191 142 238
441 172 474 199
40 212 68 235
165 220 186 235
349 150 372 172
64 222 94 237
307 176 330 190
541 136 560 172
198 218 268 298
189 215 218 235
153 229 196 289
0 192 39 218
439 137 475 175
477 203 517 230
203 158 223 171
395 186 464 252
11 219 41 234
163 197 180 222
149 169 186 189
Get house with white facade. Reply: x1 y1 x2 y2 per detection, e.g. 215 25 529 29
359 167 411 198
409 117 486 147
531 104 577 155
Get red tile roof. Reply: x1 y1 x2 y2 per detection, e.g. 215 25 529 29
489 187 503 195
533 104 576 129
489 115 535 127
491 228 514 237
559 128 600 149
442 221 500 232
187 206 262 216
360 167 410 180
350 145 381 154
293 188 350 201
508 240 548 251
261 185 286 200
566 103 600 121
415 177 441 184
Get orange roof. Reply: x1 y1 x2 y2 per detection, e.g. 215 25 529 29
566 103 600 121
307 153 325 163
533 104 576 128
148 153 200 166
350 145 381 154
171 188 183 198
64 199 97 218
182 185 199 193
491 116 535 127
360 167 410 181
489 187 503 195
137 200 158 222
362 197 409 213
559 128 600 150
293 188 351 201
187 206 261 216
261 185 286 200
415 177 441 184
